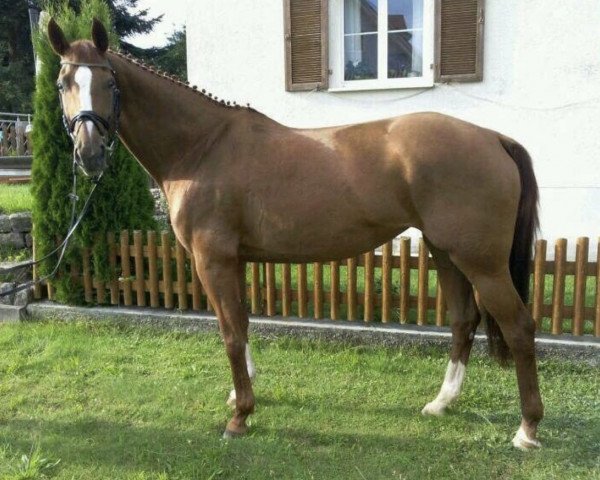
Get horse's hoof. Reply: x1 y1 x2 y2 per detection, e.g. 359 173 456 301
222 428 247 440
421 401 446 416
222 418 249 439
222 429 240 440
512 426 542 450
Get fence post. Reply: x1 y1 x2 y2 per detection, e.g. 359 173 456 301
282 263 292 316
346 257 357 320
133 231 145 306
298 264 308 317
107 232 119 304
399 237 410 323
314 262 323 319
31 240 41 299
330 260 340 320
161 231 174 309
551 238 567 335
417 239 429 325
120 230 132 306
266 262 276 316
381 241 392 323
532 239 547 330
147 231 159 308
573 237 588 336
15 118 24 155
364 251 374 322
91 234 105 305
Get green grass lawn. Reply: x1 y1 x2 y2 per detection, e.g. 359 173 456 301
0 184 32 215
0 184 32 264
0 320 597 480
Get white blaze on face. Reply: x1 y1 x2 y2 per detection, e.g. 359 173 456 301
421 360 466 416
73 66 94 137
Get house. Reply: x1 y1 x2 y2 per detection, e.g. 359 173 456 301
186 0 600 254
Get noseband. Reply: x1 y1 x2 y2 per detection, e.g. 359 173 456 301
58 60 121 159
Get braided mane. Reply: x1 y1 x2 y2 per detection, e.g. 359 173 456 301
109 49 253 111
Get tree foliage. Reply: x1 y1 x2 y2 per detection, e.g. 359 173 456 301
31 0 155 304
1 0 185 114
128 27 187 80
44 0 162 49
0 0 36 112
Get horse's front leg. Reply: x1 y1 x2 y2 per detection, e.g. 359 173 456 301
227 261 256 408
193 251 254 438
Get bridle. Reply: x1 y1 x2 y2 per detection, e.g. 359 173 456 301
58 60 121 165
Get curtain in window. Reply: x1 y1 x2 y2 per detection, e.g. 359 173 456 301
345 0 363 65
411 0 423 75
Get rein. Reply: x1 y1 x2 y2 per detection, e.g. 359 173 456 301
0 60 120 299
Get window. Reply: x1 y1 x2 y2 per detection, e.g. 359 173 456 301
284 0 484 92
331 0 435 90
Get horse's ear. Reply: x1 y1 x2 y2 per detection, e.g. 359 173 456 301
91 18 109 54
48 17 70 56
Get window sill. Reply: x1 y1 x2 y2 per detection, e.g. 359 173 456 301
328 78 434 92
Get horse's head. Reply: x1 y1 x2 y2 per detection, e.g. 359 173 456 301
48 18 120 177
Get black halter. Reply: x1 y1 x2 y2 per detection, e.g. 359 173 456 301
58 60 121 159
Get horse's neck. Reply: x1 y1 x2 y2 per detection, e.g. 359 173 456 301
108 52 234 184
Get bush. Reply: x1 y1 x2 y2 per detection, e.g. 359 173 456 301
31 0 155 303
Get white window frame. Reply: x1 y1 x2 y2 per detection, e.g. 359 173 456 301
329 0 435 91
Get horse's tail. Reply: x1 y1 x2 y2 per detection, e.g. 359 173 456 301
484 135 539 365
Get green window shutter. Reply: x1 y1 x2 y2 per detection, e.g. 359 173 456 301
284 0 329 91
435 0 485 82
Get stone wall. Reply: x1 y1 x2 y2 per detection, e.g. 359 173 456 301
0 212 32 250
0 212 33 306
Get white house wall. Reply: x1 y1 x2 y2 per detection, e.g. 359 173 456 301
186 0 600 255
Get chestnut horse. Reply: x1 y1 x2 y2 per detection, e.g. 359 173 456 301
48 19 543 449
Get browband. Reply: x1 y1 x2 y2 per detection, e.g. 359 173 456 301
60 60 113 70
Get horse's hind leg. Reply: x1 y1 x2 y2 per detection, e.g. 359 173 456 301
454 258 543 449
421 241 481 416
193 251 255 437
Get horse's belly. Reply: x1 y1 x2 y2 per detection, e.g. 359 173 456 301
238 221 409 263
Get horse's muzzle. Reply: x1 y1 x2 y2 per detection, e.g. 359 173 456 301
74 144 107 177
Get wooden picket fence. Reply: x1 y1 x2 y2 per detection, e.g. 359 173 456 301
35 231 600 337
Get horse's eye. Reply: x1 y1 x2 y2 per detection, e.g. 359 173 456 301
56 82 64 91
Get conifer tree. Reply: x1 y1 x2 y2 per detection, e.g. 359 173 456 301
31 0 155 303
